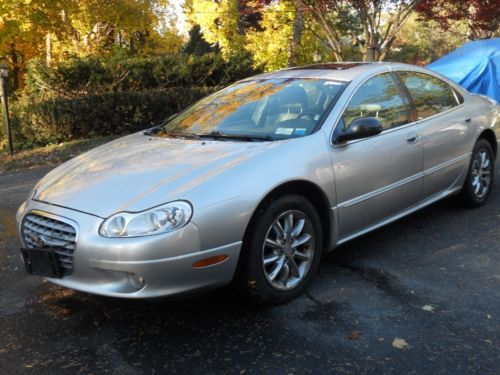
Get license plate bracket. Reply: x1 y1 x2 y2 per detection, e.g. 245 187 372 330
20 248 62 278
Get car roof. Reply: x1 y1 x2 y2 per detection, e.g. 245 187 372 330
243 62 427 83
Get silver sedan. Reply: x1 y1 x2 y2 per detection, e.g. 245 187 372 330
17 63 499 303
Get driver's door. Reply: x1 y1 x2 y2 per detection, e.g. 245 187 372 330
332 73 424 240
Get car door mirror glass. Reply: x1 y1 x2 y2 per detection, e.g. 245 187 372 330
335 117 383 143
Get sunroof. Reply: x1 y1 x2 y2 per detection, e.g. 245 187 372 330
287 62 368 71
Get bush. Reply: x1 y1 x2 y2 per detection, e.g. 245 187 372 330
1 86 220 147
24 53 258 100
25 58 112 99
2 51 259 149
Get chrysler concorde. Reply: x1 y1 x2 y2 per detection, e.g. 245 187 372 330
17 63 499 303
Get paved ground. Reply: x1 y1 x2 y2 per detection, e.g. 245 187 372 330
0 165 499 374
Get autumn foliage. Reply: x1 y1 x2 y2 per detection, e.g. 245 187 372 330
416 0 500 39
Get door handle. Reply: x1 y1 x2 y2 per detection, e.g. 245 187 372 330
406 132 419 144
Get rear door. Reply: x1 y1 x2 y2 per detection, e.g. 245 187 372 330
397 71 474 200
332 72 424 240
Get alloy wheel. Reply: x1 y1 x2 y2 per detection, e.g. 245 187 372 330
261 210 315 291
471 149 493 199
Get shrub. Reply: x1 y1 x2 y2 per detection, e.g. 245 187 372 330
24 53 258 100
1 86 220 147
25 58 112 99
2 51 258 149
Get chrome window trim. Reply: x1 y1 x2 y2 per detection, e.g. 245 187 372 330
413 101 466 124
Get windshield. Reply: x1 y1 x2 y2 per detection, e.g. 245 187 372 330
152 78 346 141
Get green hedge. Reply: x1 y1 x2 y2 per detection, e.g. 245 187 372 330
0 52 259 149
1 86 220 148
24 52 257 100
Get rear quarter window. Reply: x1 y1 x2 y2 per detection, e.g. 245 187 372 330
398 72 460 120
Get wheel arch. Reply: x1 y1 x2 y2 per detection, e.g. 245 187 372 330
243 180 335 253
478 129 497 157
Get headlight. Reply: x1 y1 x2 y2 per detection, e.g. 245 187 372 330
99 201 193 238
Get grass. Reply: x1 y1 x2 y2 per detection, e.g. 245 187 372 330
0 136 119 174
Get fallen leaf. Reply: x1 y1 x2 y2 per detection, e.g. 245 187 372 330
422 305 435 312
347 330 363 340
392 337 410 350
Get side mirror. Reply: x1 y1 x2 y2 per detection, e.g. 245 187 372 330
336 117 383 143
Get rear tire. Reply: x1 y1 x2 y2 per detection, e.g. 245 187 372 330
236 195 323 304
460 139 495 208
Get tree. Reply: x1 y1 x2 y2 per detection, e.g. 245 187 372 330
303 0 418 61
184 0 246 57
185 0 274 58
183 25 218 55
416 0 500 40
246 1 296 70
289 0 305 66
0 0 177 92
246 0 327 71
0 0 77 89
388 12 466 65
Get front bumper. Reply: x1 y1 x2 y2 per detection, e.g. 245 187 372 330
17 200 242 299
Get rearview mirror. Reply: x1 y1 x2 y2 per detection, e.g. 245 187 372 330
336 117 383 144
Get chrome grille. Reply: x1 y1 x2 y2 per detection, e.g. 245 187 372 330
22 213 77 275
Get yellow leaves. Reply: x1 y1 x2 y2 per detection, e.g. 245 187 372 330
245 1 294 71
187 0 245 58
0 0 177 64
244 1 326 70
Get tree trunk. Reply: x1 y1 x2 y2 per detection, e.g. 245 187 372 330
9 43 19 92
46 33 52 66
130 37 136 55
365 46 378 61
315 19 344 61
288 0 304 67
304 0 344 62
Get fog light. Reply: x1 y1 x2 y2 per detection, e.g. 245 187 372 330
127 273 145 290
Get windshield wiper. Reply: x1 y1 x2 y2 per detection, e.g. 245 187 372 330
144 128 200 139
198 131 275 142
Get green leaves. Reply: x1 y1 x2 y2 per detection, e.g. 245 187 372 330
24 53 258 100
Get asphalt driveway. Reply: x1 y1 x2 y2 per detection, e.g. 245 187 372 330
0 164 499 374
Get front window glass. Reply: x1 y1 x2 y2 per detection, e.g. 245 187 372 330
398 72 459 119
342 73 410 131
153 79 346 140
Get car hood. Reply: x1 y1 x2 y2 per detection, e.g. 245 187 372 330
34 132 278 218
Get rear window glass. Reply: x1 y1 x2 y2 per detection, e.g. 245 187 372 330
399 72 459 120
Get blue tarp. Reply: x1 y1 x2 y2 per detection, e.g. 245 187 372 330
427 38 500 102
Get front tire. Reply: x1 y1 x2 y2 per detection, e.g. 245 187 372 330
237 195 323 303
460 139 495 208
